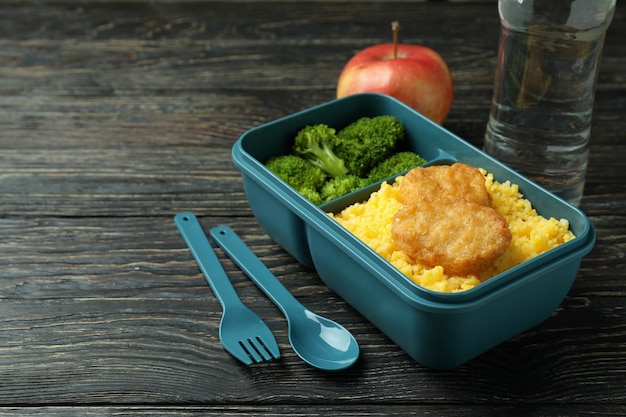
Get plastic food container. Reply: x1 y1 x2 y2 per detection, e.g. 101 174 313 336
231 93 596 369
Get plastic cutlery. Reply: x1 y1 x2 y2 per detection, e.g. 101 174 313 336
210 225 359 371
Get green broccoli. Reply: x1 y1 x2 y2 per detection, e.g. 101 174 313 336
265 154 326 193
293 124 348 177
366 151 427 184
334 115 405 177
299 186 323 205
320 175 366 203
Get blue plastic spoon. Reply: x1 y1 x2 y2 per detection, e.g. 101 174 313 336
210 225 359 371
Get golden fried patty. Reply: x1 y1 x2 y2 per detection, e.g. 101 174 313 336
399 162 492 207
391 197 512 276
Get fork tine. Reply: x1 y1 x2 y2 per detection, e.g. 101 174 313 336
222 342 254 365
249 336 277 362
258 335 280 360
241 339 265 363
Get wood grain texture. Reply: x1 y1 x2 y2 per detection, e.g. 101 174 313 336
0 1 625 415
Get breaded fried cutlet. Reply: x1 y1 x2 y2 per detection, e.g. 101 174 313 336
391 197 512 276
398 162 492 207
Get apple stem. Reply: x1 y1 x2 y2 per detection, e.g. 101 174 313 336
391 21 399 59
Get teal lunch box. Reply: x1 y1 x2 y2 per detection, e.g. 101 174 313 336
231 93 595 369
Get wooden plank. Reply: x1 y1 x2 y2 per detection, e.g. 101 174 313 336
0 405 624 417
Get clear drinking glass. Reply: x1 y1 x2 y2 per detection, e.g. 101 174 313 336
483 0 616 206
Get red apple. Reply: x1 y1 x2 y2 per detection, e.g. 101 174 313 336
336 22 453 125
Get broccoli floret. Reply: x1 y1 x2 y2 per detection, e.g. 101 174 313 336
293 124 348 177
299 186 323 205
265 155 326 192
366 151 427 184
334 115 405 177
320 175 366 203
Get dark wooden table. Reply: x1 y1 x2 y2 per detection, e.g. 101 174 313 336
1 1 625 415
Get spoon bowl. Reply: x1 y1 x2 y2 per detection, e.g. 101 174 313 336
288 308 359 370
210 225 359 371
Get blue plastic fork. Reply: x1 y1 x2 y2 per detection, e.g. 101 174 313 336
174 212 280 365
